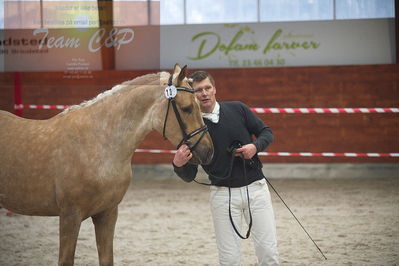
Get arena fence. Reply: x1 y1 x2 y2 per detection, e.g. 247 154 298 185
13 104 399 158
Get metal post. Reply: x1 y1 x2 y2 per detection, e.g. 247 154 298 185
183 0 187 24
396 0 398 63
14 72 22 117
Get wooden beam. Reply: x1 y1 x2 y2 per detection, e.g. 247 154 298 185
98 1 115 70
396 0 399 63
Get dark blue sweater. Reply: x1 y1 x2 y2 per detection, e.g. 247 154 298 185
174 101 273 187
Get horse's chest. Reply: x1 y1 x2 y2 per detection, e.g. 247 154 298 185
57 163 132 214
88 165 132 195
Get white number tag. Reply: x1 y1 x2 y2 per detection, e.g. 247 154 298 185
164 85 177 99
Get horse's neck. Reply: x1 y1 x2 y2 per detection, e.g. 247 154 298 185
69 83 163 161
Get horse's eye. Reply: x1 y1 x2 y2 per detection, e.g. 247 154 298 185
181 105 193 113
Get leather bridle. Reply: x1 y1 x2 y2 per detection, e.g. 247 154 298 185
162 74 208 151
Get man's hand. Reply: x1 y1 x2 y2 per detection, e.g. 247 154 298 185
173 144 192 167
235 143 257 159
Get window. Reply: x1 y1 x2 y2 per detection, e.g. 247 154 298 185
114 0 160 26
42 0 99 29
0 0 395 29
2 0 99 29
2 1 42 29
160 0 184 25
336 0 395 19
186 0 258 24
260 0 334 22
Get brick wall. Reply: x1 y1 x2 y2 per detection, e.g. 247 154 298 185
1 64 398 163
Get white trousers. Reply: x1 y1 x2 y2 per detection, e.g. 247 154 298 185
210 178 279 266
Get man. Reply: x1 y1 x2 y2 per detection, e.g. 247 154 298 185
173 71 279 266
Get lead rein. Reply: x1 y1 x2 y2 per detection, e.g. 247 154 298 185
264 178 328 260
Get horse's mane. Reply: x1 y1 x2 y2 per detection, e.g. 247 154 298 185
121 72 169 86
62 72 169 114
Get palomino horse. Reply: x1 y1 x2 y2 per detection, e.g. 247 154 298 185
0 64 214 265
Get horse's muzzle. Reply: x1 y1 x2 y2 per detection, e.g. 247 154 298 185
190 144 213 165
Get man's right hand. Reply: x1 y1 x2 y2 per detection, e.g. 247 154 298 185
173 144 192 167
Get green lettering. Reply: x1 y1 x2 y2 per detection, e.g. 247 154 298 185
263 29 283 54
188 32 220 60
264 29 320 54
291 42 300 49
272 42 282 50
218 43 227 52
311 42 320 48
224 30 244 55
302 42 310 49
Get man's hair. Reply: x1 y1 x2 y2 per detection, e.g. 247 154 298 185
189 71 215 85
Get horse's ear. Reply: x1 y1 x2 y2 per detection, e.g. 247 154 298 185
173 63 181 74
178 65 187 82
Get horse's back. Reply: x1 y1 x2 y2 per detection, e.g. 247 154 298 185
0 110 32 148
0 110 54 146
0 110 47 127
0 110 60 215
0 110 23 121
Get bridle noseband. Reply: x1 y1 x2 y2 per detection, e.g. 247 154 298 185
162 74 208 151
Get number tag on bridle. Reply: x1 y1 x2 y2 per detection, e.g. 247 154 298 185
164 85 177 99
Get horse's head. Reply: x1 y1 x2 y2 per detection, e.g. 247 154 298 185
157 64 214 165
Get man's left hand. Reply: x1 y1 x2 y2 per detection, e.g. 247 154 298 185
235 143 257 159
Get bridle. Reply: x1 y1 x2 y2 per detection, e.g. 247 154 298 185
162 74 208 151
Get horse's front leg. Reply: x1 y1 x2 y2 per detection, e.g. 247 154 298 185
92 206 118 266
59 208 82 266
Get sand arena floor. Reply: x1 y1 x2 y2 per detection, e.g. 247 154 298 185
1 177 398 265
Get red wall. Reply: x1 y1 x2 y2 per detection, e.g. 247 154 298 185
1 64 399 163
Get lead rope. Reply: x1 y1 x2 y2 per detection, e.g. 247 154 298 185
264 177 328 260
228 153 252 239
194 150 253 239
195 152 328 258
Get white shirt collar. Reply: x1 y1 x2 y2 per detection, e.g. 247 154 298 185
201 102 220 123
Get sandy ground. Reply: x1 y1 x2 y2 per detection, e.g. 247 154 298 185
1 177 398 266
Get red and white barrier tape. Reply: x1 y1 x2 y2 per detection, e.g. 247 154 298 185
135 149 399 157
14 104 69 110
250 107 399 114
258 152 399 157
136 149 177 154
14 104 399 114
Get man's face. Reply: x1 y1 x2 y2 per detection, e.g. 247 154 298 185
192 77 217 113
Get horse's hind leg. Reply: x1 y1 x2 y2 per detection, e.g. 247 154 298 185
59 208 82 266
92 206 118 266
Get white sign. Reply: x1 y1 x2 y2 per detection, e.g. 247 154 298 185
0 19 395 71
0 27 136 72
158 18 395 69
